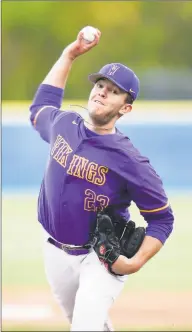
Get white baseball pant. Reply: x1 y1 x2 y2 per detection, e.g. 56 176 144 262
42 228 128 331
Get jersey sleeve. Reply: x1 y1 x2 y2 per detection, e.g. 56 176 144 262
125 155 174 244
29 84 66 143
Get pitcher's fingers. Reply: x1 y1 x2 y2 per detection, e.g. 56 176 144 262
88 30 101 46
77 31 84 40
94 30 101 44
96 29 102 37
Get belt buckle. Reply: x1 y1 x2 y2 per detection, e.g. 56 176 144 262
61 244 69 253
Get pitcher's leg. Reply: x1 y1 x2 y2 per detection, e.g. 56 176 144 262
43 240 81 323
71 251 126 331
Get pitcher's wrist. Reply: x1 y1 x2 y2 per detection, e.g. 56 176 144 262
62 46 79 61
111 255 141 275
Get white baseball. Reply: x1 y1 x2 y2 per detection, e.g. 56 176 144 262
81 26 97 43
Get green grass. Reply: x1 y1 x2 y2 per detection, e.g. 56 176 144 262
2 194 46 287
2 193 192 292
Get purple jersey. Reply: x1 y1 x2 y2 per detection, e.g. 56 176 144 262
30 84 174 246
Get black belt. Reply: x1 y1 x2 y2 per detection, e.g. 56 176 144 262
47 237 91 256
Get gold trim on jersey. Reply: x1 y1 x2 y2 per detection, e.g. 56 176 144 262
33 105 58 126
139 202 169 213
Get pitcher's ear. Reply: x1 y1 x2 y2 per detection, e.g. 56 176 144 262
119 104 132 116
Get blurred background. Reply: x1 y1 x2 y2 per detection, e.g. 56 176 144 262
2 1 192 331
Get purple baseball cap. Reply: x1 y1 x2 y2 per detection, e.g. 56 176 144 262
88 63 140 101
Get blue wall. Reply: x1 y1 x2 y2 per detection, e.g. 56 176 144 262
2 123 192 191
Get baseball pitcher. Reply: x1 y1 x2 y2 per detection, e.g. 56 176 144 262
29 27 174 331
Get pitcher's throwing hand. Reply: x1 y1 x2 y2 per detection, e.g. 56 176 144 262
63 26 101 60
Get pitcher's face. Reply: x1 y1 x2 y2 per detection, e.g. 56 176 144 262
87 79 131 126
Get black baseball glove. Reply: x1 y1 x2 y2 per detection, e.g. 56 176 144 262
118 219 146 258
90 210 145 275
89 212 121 275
